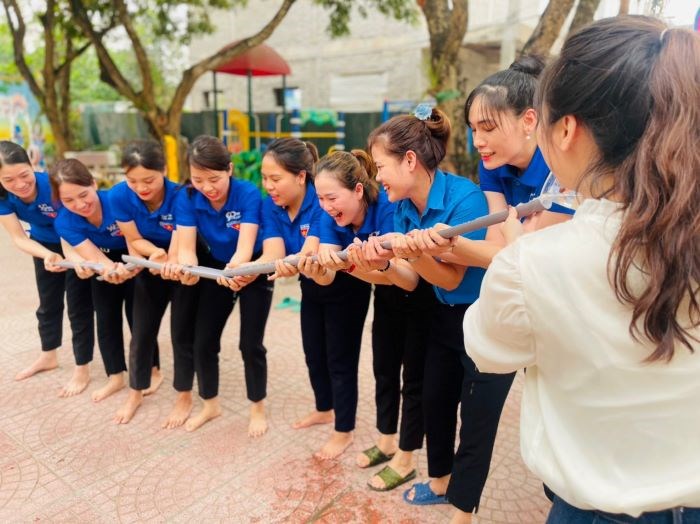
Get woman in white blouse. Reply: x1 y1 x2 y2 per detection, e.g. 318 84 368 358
464 16 700 523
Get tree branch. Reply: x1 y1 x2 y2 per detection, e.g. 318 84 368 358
2 0 43 101
167 0 297 120
68 0 141 105
113 0 155 107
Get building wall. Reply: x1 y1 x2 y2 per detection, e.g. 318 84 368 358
186 0 648 115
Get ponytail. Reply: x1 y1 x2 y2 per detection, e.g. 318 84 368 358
537 16 700 362
316 149 379 207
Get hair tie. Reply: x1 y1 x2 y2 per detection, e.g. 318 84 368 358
413 103 433 121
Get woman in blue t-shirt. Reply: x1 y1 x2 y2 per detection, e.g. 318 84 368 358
0 141 93 394
51 158 135 403
172 135 272 435
237 138 322 436
367 107 491 508
312 150 437 486
110 140 194 428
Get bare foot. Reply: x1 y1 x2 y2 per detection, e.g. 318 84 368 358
314 431 353 460
15 350 58 380
143 367 163 396
58 364 91 398
184 397 221 432
368 449 416 490
292 409 334 429
92 373 125 402
449 509 474 524
162 391 193 429
114 389 144 424
356 433 398 467
248 400 268 438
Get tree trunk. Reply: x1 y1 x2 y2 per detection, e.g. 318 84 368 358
618 0 630 15
420 0 469 176
568 0 602 36
521 0 576 56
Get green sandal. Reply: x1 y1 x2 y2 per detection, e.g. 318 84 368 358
367 466 417 492
359 445 394 468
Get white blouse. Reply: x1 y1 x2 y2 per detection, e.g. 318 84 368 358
464 198 700 516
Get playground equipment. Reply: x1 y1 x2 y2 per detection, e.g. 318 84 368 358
219 108 346 154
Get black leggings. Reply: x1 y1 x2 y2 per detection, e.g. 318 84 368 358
90 249 134 376
299 272 371 432
128 271 173 390
371 279 436 451
32 240 94 363
169 253 273 401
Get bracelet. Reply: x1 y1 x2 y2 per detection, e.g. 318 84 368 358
377 260 391 272
341 264 356 274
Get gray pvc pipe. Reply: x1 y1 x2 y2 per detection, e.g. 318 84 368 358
222 196 549 277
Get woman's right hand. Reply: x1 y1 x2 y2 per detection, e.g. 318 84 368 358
316 245 351 272
268 256 300 281
73 262 95 280
43 252 67 273
297 254 328 280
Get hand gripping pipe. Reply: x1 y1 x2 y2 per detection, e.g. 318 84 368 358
221 196 551 277
122 197 550 281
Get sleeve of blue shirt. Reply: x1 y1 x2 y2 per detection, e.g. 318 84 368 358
54 209 87 246
377 198 397 235
0 197 15 215
109 183 132 222
450 181 489 242
478 161 503 193
307 205 323 239
318 212 343 245
174 188 197 227
238 181 262 225
261 197 282 241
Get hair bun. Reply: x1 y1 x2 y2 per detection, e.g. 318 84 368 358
509 55 545 77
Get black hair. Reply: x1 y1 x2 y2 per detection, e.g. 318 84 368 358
264 138 319 183
122 140 166 173
0 141 32 199
464 55 545 127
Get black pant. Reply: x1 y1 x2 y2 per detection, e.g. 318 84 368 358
371 278 436 451
299 272 371 432
423 302 468 478
91 249 134 376
32 240 94 363
170 254 272 401
128 271 173 390
234 273 274 402
446 355 516 512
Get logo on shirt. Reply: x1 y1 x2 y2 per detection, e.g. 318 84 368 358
38 203 57 218
225 210 242 230
106 222 123 237
300 223 310 238
159 213 174 231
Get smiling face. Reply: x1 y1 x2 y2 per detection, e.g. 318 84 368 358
370 143 412 202
314 171 365 228
468 95 533 170
0 162 37 201
189 165 231 208
125 166 165 205
261 154 305 209
58 181 100 218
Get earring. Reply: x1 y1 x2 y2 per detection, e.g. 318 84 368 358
526 135 531 140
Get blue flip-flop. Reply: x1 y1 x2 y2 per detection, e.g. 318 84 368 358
275 297 294 309
402 481 449 506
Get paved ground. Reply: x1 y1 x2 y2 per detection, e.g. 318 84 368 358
0 233 551 523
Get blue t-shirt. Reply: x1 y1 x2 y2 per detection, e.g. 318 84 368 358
478 147 549 206
109 179 178 249
175 179 263 263
394 170 487 305
0 172 61 243
319 190 396 247
54 190 127 250
261 183 323 255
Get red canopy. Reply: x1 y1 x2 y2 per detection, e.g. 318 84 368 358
215 43 291 77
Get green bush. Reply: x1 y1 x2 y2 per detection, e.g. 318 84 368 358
231 149 264 194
